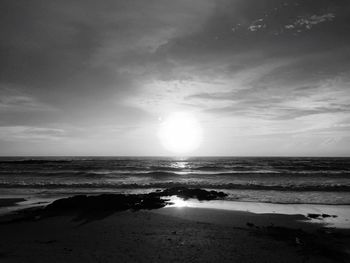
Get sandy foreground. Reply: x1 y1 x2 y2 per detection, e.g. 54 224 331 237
0 203 349 263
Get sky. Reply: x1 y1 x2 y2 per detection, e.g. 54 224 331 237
0 0 350 156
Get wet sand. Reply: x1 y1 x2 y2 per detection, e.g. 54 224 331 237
0 198 26 208
0 205 349 263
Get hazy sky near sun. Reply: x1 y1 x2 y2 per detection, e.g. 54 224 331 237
1 0 350 156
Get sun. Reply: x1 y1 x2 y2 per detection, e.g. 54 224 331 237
158 112 203 154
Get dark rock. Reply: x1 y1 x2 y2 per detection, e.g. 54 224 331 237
45 194 163 214
321 214 337 218
307 213 321 219
322 214 331 218
45 187 228 215
7 187 228 224
307 213 338 220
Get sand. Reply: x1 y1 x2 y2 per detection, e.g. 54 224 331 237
0 198 26 208
0 206 349 263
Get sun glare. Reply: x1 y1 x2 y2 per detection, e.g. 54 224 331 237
169 196 188 207
158 112 203 154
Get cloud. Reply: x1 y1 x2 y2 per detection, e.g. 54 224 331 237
247 12 335 33
0 0 215 126
0 126 65 141
0 0 350 155
286 13 335 31
0 84 55 112
186 74 350 121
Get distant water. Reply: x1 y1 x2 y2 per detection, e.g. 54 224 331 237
0 157 350 205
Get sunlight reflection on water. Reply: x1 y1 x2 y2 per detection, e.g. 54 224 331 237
166 197 350 228
167 196 189 207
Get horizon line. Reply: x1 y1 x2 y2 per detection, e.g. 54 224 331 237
0 155 349 158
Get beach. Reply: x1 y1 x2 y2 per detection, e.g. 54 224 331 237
0 190 349 263
1 157 349 262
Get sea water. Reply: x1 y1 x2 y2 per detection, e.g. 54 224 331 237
1 157 349 205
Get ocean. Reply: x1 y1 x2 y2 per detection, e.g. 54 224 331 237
1 157 350 205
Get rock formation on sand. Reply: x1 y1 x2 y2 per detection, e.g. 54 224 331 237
5 187 227 223
44 187 227 213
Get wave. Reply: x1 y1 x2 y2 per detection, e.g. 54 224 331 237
148 166 183 171
2 170 349 179
146 171 180 177
0 182 349 192
0 159 73 164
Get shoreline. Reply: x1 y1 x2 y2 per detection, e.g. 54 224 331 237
166 197 350 229
1 195 349 229
1 186 350 206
